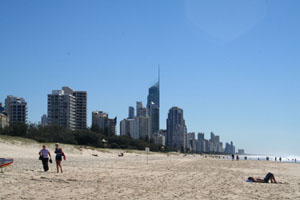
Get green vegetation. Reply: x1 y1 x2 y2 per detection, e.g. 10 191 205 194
0 123 164 152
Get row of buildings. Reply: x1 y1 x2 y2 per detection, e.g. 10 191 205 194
0 87 116 134
118 75 244 154
1 78 244 154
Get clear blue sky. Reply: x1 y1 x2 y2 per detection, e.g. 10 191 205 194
1 0 299 155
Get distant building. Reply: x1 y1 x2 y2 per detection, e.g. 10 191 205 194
153 133 165 146
198 132 205 140
0 112 9 128
147 81 160 107
5 95 27 124
0 102 4 113
136 101 147 117
148 102 159 137
187 132 195 150
48 88 76 130
92 111 117 135
128 106 135 119
225 141 236 154
166 107 187 152
147 81 160 138
41 114 48 126
238 149 245 155
209 132 223 153
120 118 131 137
73 90 87 130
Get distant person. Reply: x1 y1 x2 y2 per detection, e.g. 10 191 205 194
39 145 52 172
54 143 65 173
279 157 282 162
275 157 277 162
247 172 277 183
232 154 234 161
266 157 269 161
244 156 247 160
236 155 239 161
295 159 297 163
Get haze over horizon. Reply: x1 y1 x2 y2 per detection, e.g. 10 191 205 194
1 0 299 155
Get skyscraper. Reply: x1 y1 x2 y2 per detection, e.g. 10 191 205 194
147 78 160 137
5 95 27 124
73 91 87 129
92 111 117 135
136 101 147 117
147 81 160 108
41 114 48 126
166 107 187 152
48 86 87 130
48 88 76 130
128 106 135 119
148 102 159 137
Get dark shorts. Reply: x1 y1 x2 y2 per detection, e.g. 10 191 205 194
56 156 62 161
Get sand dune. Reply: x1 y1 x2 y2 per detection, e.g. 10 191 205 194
0 136 300 200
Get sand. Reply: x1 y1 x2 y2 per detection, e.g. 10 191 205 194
0 136 300 200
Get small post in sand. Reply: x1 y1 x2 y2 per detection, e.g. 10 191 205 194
145 147 150 164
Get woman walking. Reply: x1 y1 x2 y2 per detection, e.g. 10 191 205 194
39 145 52 172
54 143 64 173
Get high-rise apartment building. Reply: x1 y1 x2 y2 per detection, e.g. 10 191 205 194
136 101 147 117
128 106 135 119
41 114 48 126
92 111 117 135
148 102 159 137
0 113 9 128
73 91 87 129
48 89 76 130
147 81 160 138
166 107 187 152
47 87 87 130
5 95 27 124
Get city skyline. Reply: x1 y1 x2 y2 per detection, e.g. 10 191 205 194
1 1 300 155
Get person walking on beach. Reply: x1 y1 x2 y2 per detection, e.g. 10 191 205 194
54 143 64 173
232 154 234 161
279 157 282 162
39 145 52 172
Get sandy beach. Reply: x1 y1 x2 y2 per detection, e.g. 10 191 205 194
0 136 300 200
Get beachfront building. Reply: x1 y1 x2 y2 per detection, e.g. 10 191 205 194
48 88 76 130
166 106 187 152
128 106 135 119
5 95 27 124
238 149 245 155
92 111 117 135
0 112 9 128
209 132 224 153
41 114 48 126
148 101 159 138
136 101 147 117
47 87 87 130
73 91 87 130
187 132 195 151
224 141 236 155
0 102 4 113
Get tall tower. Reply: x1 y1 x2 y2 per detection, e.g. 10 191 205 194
147 67 160 137
166 107 187 152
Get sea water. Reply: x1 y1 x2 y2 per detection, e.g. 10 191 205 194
233 155 300 163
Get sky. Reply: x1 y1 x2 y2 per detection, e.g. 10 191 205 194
0 0 299 155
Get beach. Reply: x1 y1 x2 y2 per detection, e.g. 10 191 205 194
1 136 300 200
